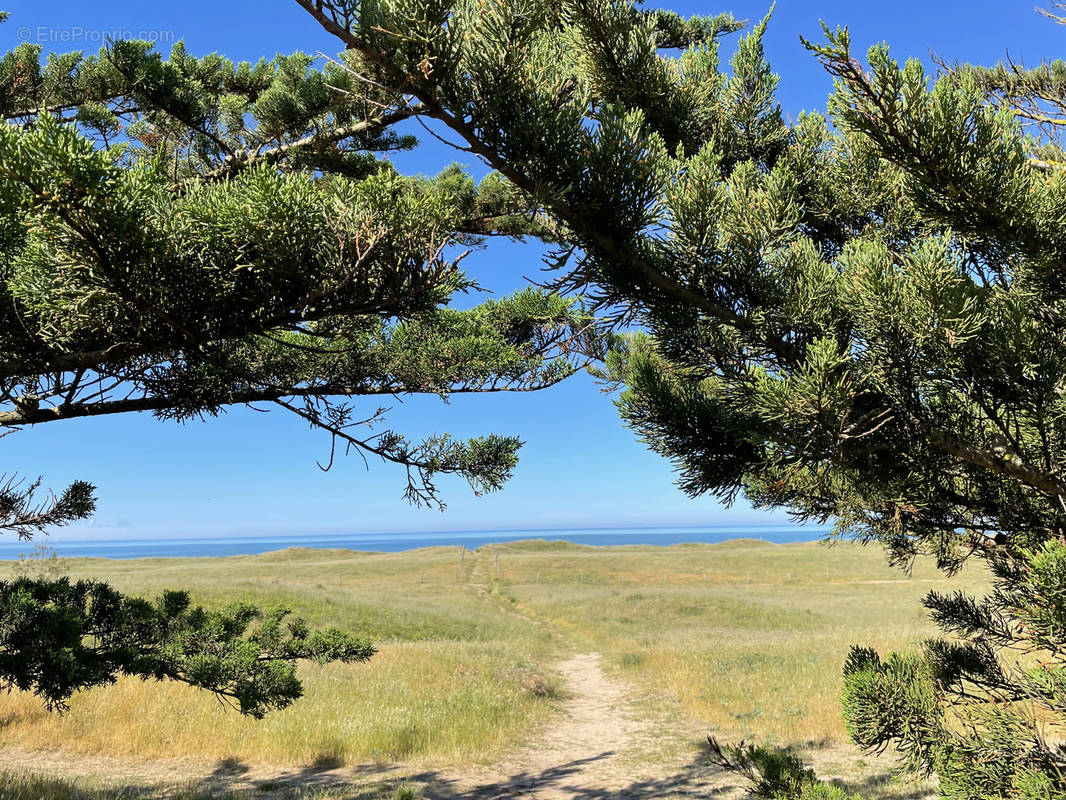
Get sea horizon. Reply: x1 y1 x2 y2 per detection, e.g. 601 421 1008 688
0 523 833 560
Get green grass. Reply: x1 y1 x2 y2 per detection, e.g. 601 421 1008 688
0 539 988 787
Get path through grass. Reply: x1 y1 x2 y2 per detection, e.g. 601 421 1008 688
0 539 987 797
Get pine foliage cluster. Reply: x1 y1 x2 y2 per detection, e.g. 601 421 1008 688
0 27 595 506
290 1 1066 795
0 577 374 717
0 9 595 711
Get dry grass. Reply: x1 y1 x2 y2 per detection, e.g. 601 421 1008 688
0 539 988 773
477 539 988 745
0 545 563 768
0 771 418 800
0 642 559 766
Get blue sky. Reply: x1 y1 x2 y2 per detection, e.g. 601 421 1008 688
1 1 1059 539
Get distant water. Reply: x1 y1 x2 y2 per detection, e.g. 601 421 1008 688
0 525 829 561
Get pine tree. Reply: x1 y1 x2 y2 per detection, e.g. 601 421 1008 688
292 1 1066 795
0 10 594 713
0 28 593 508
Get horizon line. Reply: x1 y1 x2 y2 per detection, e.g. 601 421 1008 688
16 520 832 546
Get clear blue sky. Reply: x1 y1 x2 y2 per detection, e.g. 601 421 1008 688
1 1 1058 539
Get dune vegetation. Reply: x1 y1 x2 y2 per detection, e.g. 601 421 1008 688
0 539 987 775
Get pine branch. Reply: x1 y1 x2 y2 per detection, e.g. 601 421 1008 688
294 0 802 364
0 475 95 540
194 106 423 183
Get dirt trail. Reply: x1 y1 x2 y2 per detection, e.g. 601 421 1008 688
0 651 742 799
488 651 643 783
442 651 727 800
0 653 918 800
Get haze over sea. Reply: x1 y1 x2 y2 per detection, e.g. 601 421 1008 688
0 524 830 560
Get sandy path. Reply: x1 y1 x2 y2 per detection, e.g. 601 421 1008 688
0 651 742 799
442 651 702 800
0 547 920 798
0 652 921 800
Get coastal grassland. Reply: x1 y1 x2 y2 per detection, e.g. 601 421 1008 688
476 539 989 746
0 539 988 771
0 546 564 767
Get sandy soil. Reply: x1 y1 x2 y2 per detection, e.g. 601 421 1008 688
439 651 744 800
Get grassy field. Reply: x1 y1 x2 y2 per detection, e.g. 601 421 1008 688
0 539 989 792
487 539 986 746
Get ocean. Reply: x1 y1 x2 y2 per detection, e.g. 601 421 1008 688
0 524 829 560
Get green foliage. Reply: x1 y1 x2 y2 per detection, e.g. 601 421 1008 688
838 541 1066 797
292 0 1066 795
0 576 374 717
0 28 593 508
706 737 861 800
0 476 95 540
0 11 596 713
